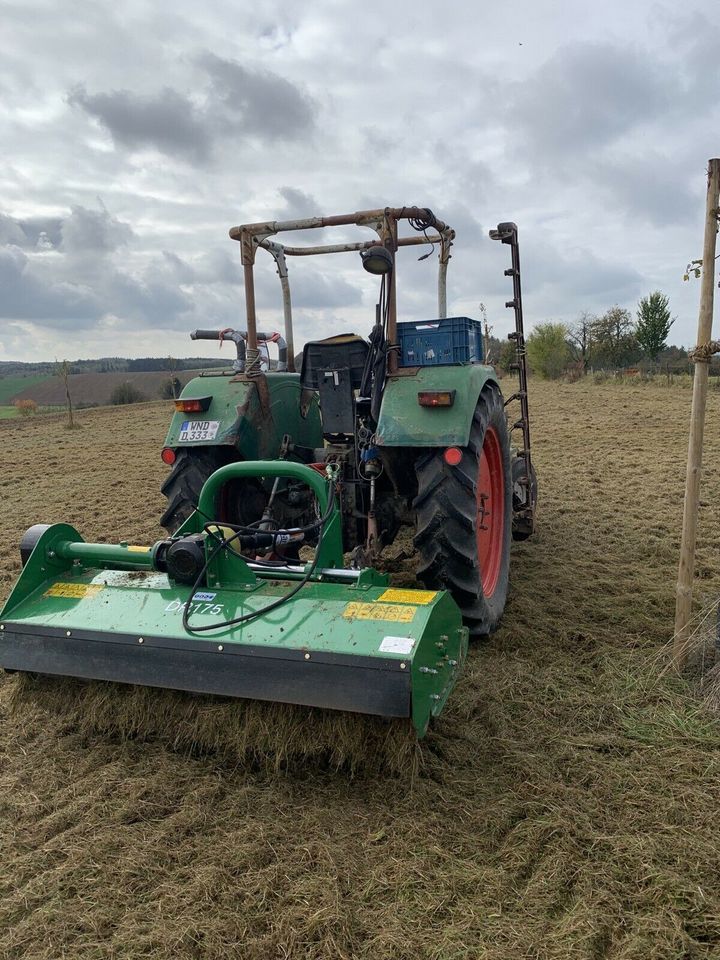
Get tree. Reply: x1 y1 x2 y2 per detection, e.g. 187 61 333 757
567 312 596 372
636 291 674 363
56 359 75 428
589 307 639 368
526 322 572 379
497 339 517 372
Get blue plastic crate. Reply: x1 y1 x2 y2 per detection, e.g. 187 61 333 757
397 316 484 367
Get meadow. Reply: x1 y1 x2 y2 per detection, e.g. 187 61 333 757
1 379 720 959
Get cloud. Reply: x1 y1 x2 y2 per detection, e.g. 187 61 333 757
198 52 316 141
0 214 63 249
510 43 670 162
277 186 319 220
519 237 643 321
1 3 717 357
289 268 363 310
0 244 100 324
67 55 315 167
68 84 210 162
589 153 697 227
61 203 135 253
0 202 192 330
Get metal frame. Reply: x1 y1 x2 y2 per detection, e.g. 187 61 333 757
229 207 455 374
489 222 535 535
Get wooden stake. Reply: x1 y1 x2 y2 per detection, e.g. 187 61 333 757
673 158 720 668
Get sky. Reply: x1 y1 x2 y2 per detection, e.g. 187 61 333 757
1 0 719 362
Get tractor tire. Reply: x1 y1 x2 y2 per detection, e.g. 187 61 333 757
160 448 225 532
160 448 267 534
413 385 512 638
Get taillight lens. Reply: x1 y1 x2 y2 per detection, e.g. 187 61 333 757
417 390 455 407
443 447 463 466
161 447 176 465
174 396 211 413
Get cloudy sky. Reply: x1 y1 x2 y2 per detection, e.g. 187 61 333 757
1 0 718 362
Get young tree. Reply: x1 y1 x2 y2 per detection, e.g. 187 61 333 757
636 291 674 363
590 307 639 368
526 322 572 379
56 359 75 428
479 303 496 364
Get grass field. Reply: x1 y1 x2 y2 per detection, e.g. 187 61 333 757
1 380 720 959
0 374 52 405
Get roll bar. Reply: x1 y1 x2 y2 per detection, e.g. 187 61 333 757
228 206 455 374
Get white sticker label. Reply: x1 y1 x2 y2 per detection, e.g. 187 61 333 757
193 592 216 601
179 420 220 442
379 636 416 654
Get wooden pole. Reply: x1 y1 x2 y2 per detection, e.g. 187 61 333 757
673 158 720 668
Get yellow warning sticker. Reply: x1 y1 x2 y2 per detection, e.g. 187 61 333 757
377 588 437 605
126 545 151 553
44 583 104 599
343 602 417 622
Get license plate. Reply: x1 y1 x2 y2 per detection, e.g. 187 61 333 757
179 420 220 442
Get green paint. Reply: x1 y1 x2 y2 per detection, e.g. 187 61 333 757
196 461 345 570
163 372 322 460
375 365 499 447
0 523 468 738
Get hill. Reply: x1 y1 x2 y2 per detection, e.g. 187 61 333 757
9 370 207 406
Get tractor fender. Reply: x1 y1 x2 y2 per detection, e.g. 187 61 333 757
163 372 322 458
375 365 501 448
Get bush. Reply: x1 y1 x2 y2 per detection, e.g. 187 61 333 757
14 399 37 416
110 382 147 405
526 322 572 379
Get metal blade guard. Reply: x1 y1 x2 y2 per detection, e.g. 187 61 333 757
0 463 468 738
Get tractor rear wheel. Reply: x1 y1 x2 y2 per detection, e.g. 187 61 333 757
160 448 266 533
413 385 512 637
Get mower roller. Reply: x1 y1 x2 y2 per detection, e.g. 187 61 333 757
1 206 536 745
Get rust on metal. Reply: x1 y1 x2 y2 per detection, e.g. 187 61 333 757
229 206 455 381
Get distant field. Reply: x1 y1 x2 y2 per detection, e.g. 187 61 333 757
0 406 18 419
0 374 51 404
10 369 203 406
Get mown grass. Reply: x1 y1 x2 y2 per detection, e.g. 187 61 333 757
1 379 720 959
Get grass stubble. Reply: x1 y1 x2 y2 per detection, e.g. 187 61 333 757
1 381 720 958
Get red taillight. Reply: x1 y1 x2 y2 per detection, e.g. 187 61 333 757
174 396 211 413
443 446 463 466
417 390 455 407
161 447 176 465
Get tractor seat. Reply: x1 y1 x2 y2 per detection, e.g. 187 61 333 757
300 334 369 436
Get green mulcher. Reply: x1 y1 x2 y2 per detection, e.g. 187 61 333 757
0 207 537 742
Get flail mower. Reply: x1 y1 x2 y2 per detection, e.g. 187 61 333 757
0 207 536 740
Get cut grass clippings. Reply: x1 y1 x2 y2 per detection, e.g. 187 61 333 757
1 379 720 958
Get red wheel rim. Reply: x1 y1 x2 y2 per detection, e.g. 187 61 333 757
476 426 505 597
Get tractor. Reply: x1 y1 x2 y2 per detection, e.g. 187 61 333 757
0 206 536 739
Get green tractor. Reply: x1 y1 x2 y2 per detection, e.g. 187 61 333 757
0 206 536 739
